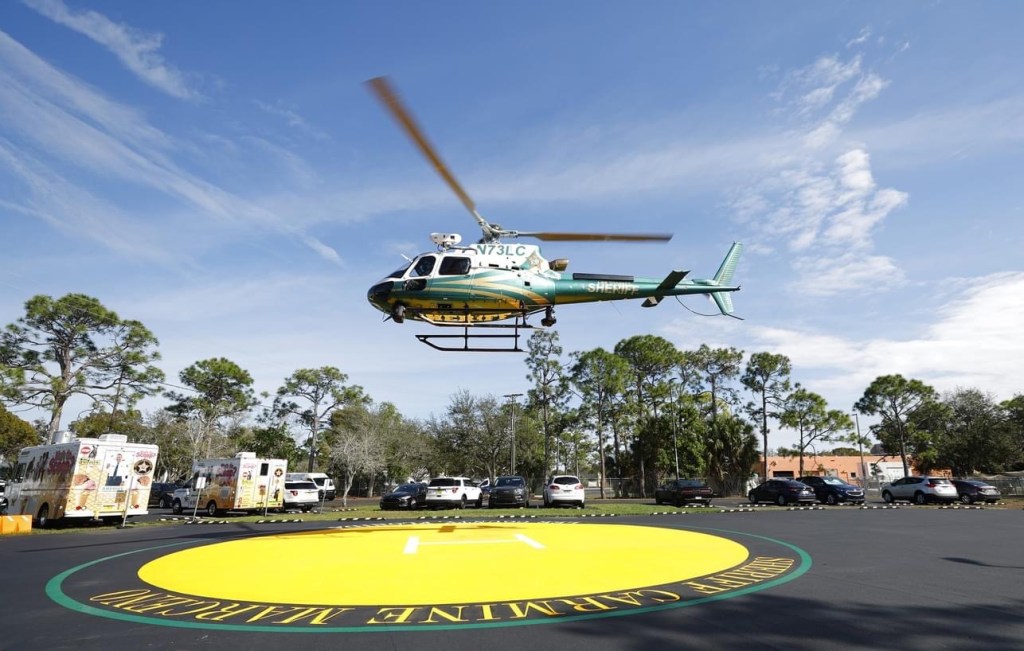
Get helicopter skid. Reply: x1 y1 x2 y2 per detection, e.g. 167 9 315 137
414 314 537 352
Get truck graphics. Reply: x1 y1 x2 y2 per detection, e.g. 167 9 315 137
172 452 287 516
5 433 159 526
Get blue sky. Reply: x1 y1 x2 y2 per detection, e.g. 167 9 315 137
2 1 1022 449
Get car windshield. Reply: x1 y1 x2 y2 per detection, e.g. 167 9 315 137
552 476 580 485
395 484 420 493
678 480 705 488
286 481 316 489
822 477 846 485
929 478 952 484
496 477 524 487
429 478 458 487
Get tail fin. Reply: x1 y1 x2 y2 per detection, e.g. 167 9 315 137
713 242 743 285
711 242 742 318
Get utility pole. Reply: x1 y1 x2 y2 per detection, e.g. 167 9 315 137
504 393 522 474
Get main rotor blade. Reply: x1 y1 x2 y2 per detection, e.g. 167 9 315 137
524 232 673 242
365 76 480 220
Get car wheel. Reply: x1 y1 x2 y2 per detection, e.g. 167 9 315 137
882 491 894 504
775 495 787 507
748 492 757 504
914 492 927 505
476 495 483 508
172 499 183 515
826 493 838 505
960 493 973 504
543 496 550 507
655 496 662 505
674 497 684 508
36 503 50 528
458 495 467 509
206 501 218 517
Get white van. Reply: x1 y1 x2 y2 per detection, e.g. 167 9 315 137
285 472 335 500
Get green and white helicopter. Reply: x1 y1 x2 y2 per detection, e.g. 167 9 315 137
365 77 742 352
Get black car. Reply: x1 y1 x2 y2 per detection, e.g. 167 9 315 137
654 479 714 507
380 483 428 510
148 482 180 508
952 479 1002 504
488 475 530 508
748 479 817 506
797 476 865 505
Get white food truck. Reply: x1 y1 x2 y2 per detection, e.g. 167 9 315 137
5 433 159 527
171 452 287 516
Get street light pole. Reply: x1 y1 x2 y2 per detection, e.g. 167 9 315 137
504 393 522 474
852 411 865 490
670 383 680 480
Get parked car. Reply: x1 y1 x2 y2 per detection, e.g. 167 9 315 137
543 475 585 507
881 476 958 505
286 472 336 501
488 475 530 508
281 480 320 512
425 476 483 509
654 479 714 507
748 479 817 506
952 479 1002 504
796 476 865 505
380 483 428 510
148 482 180 508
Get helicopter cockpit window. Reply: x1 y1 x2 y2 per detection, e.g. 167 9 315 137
438 256 471 276
387 263 412 279
410 255 436 277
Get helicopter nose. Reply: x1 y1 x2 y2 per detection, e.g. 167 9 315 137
367 281 393 308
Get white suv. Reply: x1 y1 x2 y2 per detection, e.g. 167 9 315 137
543 475 585 507
881 476 957 505
425 476 483 509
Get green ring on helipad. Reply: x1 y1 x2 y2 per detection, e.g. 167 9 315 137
139 522 748 605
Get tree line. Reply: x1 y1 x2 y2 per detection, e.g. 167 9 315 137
2 293 1022 498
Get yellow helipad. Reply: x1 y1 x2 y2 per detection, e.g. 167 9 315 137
139 522 748 605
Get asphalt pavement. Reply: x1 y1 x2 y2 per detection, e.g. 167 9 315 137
1 505 1021 650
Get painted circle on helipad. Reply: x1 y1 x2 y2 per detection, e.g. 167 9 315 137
138 522 748 605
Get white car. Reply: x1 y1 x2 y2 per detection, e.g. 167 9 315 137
282 480 320 512
425 476 483 509
543 475 585 507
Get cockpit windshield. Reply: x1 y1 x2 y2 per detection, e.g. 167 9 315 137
387 263 412 279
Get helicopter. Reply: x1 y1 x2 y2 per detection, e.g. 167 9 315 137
365 76 742 352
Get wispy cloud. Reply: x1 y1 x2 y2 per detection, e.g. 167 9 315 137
846 27 872 49
22 0 201 101
0 28 341 267
254 100 331 142
730 49 905 295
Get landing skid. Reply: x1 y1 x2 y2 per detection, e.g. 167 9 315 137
415 317 536 352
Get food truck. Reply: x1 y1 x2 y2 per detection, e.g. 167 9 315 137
171 452 286 516
5 433 159 527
